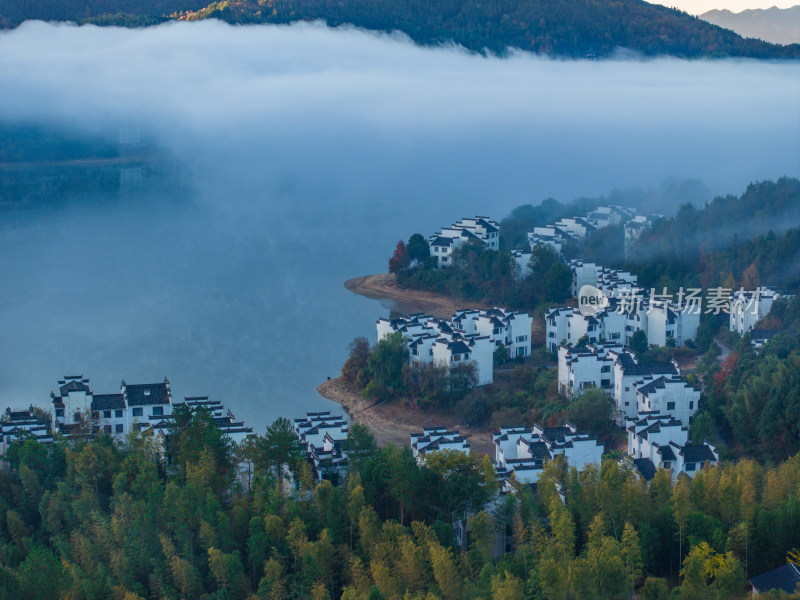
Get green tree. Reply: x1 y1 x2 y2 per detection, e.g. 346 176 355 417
407 233 431 266
257 418 305 499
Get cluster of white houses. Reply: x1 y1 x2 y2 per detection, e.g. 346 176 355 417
411 427 471 461
546 261 701 350
294 412 349 483
0 375 254 458
554 342 716 480
377 308 533 386
493 423 604 492
528 205 657 259
627 414 718 481
429 216 500 269
556 343 699 425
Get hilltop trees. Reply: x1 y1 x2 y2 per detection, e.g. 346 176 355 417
1 420 800 599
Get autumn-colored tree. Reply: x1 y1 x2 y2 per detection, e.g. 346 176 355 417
389 241 411 274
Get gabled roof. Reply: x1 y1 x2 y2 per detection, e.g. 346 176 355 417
620 361 677 377
680 444 716 464
91 394 125 411
636 375 687 397
633 458 656 481
59 379 91 395
125 382 170 406
431 236 454 247
657 445 677 461
749 563 800 594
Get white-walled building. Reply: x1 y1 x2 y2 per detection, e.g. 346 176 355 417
635 376 699 427
627 413 718 481
429 216 500 268
0 409 53 457
528 226 567 256
556 345 694 425
554 217 597 241
546 292 699 350
586 205 636 228
295 412 349 483
378 308 532 386
557 344 621 397
623 215 658 258
493 423 604 492
729 287 781 335
511 249 532 279
50 375 173 438
177 396 254 444
545 306 626 350
569 260 601 297
613 353 679 424
411 427 470 462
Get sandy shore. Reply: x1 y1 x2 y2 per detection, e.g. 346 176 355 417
317 377 494 456
345 273 487 319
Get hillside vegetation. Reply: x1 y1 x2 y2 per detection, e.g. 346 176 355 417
2 0 800 58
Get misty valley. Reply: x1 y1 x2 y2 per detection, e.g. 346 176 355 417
0 17 799 600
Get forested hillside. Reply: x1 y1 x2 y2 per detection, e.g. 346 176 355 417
1 407 800 599
183 0 800 58
0 0 206 28
625 177 800 291
2 0 800 59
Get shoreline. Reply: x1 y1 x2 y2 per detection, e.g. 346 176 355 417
345 273 487 319
317 377 494 456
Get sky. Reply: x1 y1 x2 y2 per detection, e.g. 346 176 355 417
647 0 799 14
0 20 798 425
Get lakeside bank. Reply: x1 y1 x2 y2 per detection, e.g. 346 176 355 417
345 273 488 319
317 377 494 456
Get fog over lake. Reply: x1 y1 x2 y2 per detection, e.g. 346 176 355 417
0 20 798 429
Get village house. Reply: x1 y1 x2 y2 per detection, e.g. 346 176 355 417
635 375 699 427
527 226 567 256
295 412 349 483
729 287 782 335
378 308 532 385
410 427 470 463
556 344 695 425
50 375 173 438
553 216 597 241
557 343 622 397
429 216 500 268
627 413 718 481
0 408 53 457
493 423 604 492
545 306 626 350
613 352 679 424
623 214 657 258
547 286 699 349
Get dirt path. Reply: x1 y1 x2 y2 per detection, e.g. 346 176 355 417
345 273 488 319
317 377 495 456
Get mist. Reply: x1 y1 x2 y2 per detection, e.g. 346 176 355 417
0 20 798 428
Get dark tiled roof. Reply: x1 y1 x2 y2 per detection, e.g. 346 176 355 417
750 563 800 594
91 394 125 411
681 444 716 464
125 383 169 406
431 236 454 247
448 340 471 354
637 375 686 396
522 440 552 461
59 379 91 395
658 445 677 461
541 427 570 443
621 362 677 377
633 458 656 481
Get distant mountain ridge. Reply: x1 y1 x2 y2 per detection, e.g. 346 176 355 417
700 6 800 45
1 0 799 59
